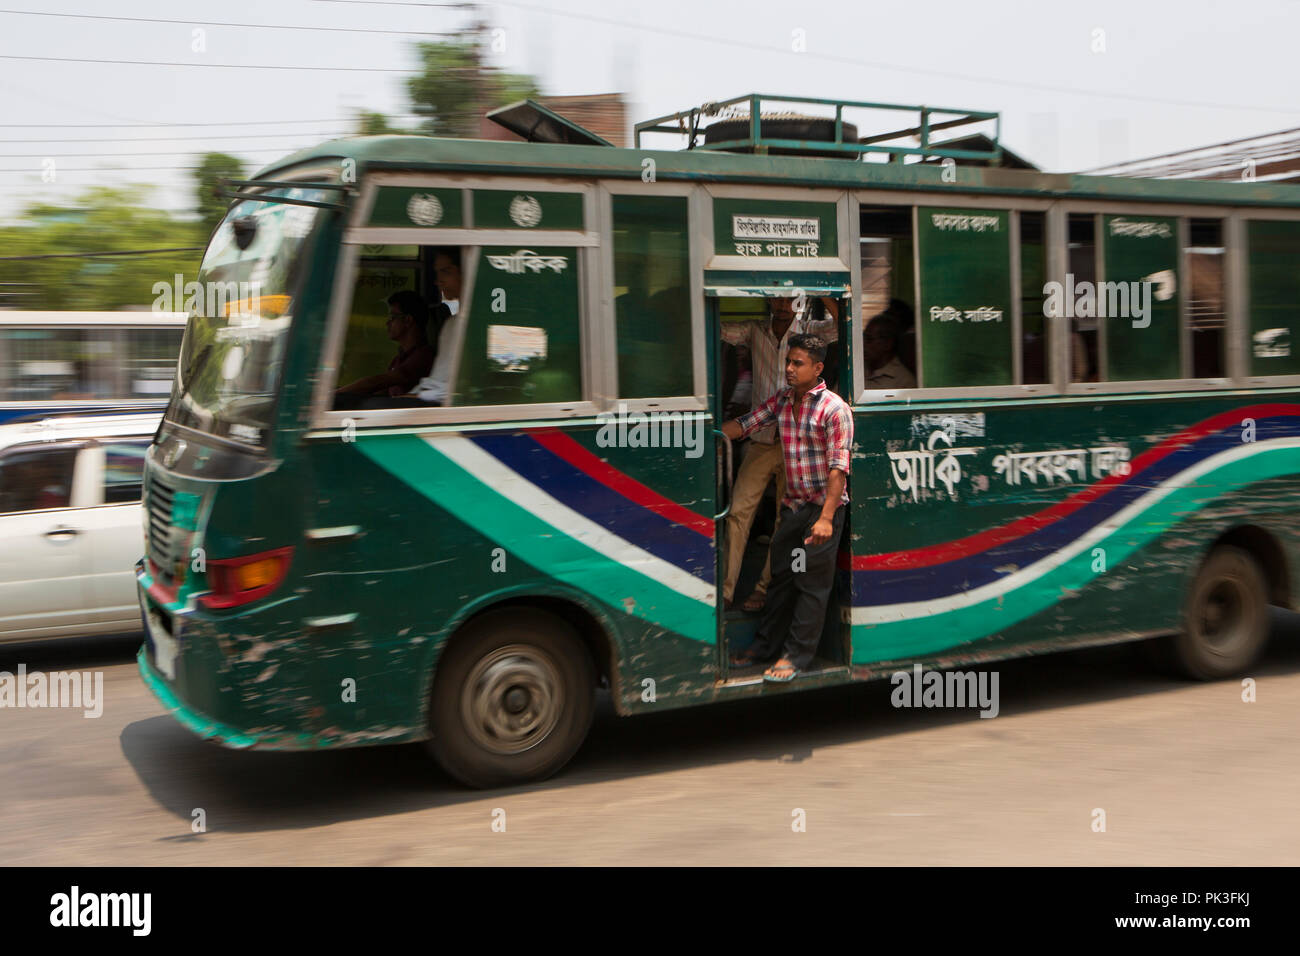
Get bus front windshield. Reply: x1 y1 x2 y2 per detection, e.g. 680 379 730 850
165 186 327 448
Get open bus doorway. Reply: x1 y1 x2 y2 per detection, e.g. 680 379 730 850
711 290 853 684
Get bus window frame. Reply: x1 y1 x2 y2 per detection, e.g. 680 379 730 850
851 190 1056 403
311 172 603 429
597 180 709 411
1050 198 1253 396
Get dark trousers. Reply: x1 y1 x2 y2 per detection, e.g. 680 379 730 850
750 501 845 670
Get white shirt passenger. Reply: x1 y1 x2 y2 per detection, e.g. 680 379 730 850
413 299 462 404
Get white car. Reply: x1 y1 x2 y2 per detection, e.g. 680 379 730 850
0 413 160 642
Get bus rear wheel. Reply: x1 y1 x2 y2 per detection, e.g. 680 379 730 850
1167 545 1270 680
427 609 595 788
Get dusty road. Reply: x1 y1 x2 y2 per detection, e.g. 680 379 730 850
3 619 1298 866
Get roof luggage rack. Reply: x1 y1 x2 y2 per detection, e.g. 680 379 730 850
635 93 1001 163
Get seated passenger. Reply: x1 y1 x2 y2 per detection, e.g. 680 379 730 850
336 290 436 403
863 311 916 389
412 248 464 406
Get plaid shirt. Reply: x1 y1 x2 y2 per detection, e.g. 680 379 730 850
721 311 838 444
736 380 853 509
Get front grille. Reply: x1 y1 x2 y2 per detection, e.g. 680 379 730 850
147 476 178 586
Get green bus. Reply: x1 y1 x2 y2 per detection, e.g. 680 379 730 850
138 94 1300 787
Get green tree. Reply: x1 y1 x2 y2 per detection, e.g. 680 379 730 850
356 110 404 136
193 152 246 235
406 37 541 138
0 186 205 311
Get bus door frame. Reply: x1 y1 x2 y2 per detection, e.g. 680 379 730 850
705 282 853 679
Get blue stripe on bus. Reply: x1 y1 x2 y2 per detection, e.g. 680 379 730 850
469 433 717 584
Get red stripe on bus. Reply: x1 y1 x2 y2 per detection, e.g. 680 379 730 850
855 403 1300 570
526 429 715 538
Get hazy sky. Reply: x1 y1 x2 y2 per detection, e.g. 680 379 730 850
2 0 1298 220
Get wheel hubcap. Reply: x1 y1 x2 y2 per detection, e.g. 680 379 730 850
462 645 562 755
1200 579 1245 649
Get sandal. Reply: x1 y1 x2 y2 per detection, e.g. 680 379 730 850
763 659 799 683
729 649 765 667
741 592 766 613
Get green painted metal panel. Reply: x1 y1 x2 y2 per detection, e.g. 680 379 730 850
1103 214 1180 381
455 246 582 406
368 186 462 227
917 207 1013 386
1248 219 1300 376
472 189 584 230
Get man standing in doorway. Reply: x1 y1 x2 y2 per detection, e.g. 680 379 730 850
413 248 464 406
721 333 853 682
720 294 839 612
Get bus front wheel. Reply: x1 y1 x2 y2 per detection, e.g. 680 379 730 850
1167 545 1270 680
427 609 595 788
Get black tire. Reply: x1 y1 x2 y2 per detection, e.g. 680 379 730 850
426 608 595 788
1167 545 1270 680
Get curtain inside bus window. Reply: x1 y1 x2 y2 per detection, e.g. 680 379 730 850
1247 220 1300 377
612 195 692 398
917 207 1013 388
453 246 582 406
1103 214 1180 381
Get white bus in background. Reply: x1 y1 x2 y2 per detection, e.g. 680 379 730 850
0 312 186 425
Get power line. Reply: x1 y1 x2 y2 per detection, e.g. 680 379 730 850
0 144 348 159
0 53 410 72
0 248 204 262
1 166 211 173
0 8 461 37
1 130 353 144
0 117 423 128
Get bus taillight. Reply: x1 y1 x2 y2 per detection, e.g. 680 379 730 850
200 547 294 609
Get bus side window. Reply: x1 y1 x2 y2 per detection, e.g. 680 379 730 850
1020 211 1048 385
859 206 917 389
611 195 692 399
1188 219 1226 379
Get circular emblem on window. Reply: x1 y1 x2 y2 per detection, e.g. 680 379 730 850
508 194 543 227
406 193 444 226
